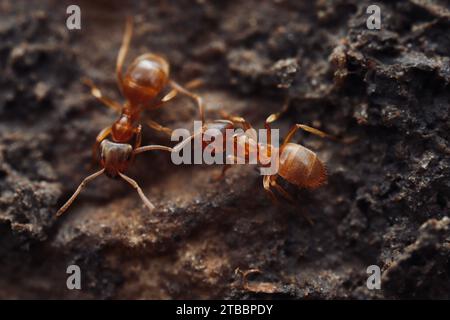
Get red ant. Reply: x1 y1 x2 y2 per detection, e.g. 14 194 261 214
174 100 332 205
84 17 204 161
56 18 204 217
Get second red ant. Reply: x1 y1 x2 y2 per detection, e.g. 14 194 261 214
173 100 333 205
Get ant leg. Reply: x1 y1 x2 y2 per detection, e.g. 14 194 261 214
92 126 112 163
263 175 278 204
169 80 205 123
149 78 205 111
130 125 143 162
159 89 178 104
265 96 291 127
282 124 333 150
142 90 177 113
56 169 105 217
158 78 204 105
134 125 142 149
116 16 133 92
218 111 257 141
218 111 252 131
264 97 290 145
145 119 173 137
118 172 155 212
143 77 205 116
133 144 173 155
184 78 204 90
82 78 122 113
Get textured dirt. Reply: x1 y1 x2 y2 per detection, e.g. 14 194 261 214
0 0 449 299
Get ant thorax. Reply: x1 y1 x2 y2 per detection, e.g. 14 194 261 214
111 113 136 142
100 140 133 177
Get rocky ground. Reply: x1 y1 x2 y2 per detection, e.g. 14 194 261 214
0 0 449 299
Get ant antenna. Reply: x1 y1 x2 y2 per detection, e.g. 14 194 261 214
56 169 105 217
118 172 155 212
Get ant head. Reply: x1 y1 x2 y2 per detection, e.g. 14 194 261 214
100 140 133 177
122 53 169 105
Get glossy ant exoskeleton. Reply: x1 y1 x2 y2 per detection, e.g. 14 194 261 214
56 18 204 217
84 17 205 162
174 100 332 205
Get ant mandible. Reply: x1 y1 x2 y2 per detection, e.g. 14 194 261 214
57 17 204 217
174 100 332 205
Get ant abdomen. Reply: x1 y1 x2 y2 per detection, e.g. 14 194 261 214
279 143 327 189
123 53 170 105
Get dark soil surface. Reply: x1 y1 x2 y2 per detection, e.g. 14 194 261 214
0 0 449 299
